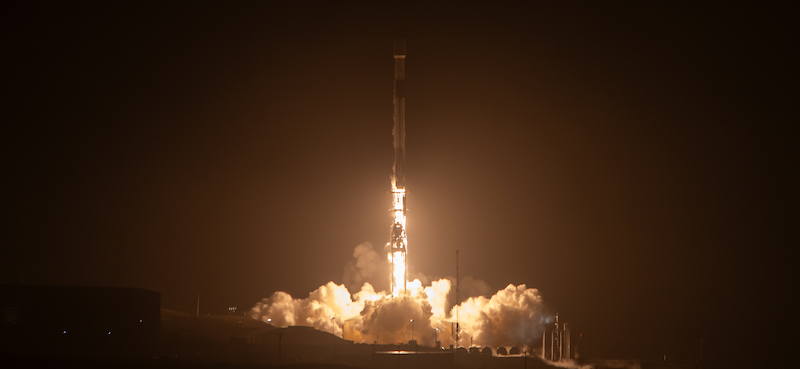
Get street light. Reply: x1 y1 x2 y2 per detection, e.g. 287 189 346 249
434 328 439 347
410 319 414 342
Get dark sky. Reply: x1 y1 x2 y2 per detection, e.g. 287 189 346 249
3 2 794 367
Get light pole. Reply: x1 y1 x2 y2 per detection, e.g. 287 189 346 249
434 328 439 348
410 319 414 342
524 347 528 369
330 316 336 354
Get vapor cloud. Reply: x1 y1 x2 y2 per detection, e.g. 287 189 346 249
249 244 547 350
342 242 388 293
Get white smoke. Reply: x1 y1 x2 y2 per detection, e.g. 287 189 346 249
547 359 596 369
455 284 545 348
248 281 379 337
342 242 389 292
249 244 548 350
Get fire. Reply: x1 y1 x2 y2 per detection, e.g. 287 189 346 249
389 249 406 296
388 187 407 296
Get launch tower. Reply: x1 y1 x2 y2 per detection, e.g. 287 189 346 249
389 39 408 296
542 314 573 361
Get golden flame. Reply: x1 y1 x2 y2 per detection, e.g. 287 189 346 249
389 187 407 296
390 250 406 296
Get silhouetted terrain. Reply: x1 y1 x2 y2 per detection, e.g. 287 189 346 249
2 309 751 369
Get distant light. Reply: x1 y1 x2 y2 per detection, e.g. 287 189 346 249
267 318 272 322
410 319 413 322
139 319 143 323
108 331 111 335
62 330 67 334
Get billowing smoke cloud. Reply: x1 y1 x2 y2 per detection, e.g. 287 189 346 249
360 292 433 344
248 282 380 337
342 242 389 293
249 244 547 350
455 284 545 348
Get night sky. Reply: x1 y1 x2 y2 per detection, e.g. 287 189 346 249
3 2 794 368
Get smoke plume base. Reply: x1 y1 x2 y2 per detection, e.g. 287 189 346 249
249 243 549 350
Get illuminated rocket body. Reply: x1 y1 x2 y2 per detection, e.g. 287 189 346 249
389 39 407 296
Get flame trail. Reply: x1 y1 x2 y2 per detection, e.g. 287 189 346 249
388 188 407 296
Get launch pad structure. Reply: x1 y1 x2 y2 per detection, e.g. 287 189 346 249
542 314 573 361
388 39 408 296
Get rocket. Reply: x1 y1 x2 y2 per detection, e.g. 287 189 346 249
393 39 406 189
389 39 408 296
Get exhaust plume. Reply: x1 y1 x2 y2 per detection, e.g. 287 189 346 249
455 283 545 348
249 244 547 350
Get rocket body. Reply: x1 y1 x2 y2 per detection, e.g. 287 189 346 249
393 39 406 189
389 39 408 296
